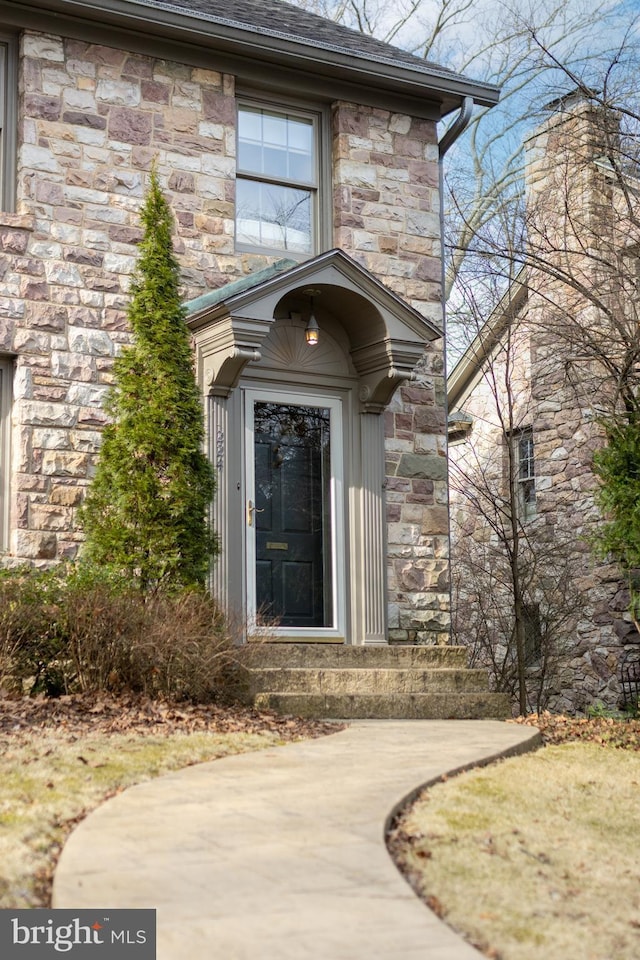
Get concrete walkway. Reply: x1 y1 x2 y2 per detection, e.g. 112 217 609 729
53 720 541 960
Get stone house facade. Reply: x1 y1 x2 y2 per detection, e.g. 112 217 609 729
0 0 498 647
448 94 639 712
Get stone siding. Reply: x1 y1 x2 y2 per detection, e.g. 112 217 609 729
1 31 450 647
2 31 248 562
522 103 635 711
449 314 629 713
531 350 627 713
332 102 448 644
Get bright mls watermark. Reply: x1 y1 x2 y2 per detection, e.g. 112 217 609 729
0 909 156 958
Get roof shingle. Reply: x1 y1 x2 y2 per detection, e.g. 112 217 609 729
136 0 456 78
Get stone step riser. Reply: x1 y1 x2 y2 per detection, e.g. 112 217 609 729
242 644 468 670
247 667 490 695
253 692 511 720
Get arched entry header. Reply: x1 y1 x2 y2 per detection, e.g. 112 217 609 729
185 248 442 412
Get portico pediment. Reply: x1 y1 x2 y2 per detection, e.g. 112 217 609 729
186 248 442 410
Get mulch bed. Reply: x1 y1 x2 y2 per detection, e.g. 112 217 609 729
0 693 341 743
512 712 640 750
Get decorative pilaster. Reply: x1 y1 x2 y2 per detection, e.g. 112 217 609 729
209 394 229 606
361 412 387 644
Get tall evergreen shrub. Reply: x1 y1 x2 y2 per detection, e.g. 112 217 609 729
80 171 216 590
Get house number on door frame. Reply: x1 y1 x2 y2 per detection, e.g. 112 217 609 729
216 428 224 472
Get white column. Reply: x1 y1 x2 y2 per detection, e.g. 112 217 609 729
361 412 388 644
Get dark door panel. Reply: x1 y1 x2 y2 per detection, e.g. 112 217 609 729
254 401 331 628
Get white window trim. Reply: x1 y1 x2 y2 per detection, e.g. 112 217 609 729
235 94 330 259
244 385 345 640
513 427 536 521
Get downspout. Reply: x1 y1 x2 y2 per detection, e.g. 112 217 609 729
438 93 474 320
438 95 474 646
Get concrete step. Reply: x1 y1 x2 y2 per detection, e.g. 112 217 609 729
247 666 491 695
253 691 511 720
242 643 468 669
236 644 508 720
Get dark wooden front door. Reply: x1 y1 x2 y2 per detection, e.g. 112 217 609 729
253 401 332 627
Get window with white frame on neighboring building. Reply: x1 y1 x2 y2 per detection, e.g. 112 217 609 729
513 427 536 520
0 32 17 211
235 100 321 256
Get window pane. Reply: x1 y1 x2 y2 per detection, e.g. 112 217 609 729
237 179 312 253
518 434 535 480
285 116 314 181
238 141 262 173
523 603 542 664
263 145 288 179
510 429 536 521
288 119 313 153
238 106 261 141
262 112 288 147
238 106 314 184
288 149 312 184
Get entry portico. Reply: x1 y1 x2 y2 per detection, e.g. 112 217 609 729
187 249 441 646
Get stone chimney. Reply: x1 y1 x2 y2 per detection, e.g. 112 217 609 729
525 88 615 193
524 88 620 264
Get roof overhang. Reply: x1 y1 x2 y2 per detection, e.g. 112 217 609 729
186 248 441 410
448 274 528 411
0 0 500 118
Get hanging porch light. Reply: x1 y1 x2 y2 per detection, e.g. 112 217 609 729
304 288 321 346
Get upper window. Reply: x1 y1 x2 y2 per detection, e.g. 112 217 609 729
0 32 17 212
236 103 319 256
514 428 536 521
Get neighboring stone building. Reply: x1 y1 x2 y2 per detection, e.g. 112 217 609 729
448 93 640 713
0 0 500 649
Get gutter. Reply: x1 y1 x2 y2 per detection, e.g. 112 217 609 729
437 93 475 368
438 94 475 380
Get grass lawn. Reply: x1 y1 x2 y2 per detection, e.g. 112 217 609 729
0 694 337 908
389 715 640 960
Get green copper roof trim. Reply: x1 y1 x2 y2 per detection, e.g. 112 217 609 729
184 258 298 315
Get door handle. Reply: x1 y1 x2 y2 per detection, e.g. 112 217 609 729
247 500 265 527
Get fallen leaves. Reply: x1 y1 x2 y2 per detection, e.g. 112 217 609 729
510 712 640 750
0 692 342 745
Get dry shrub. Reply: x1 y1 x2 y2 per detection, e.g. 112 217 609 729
114 591 233 702
0 569 67 696
0 566 235 702
63 573 145 694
